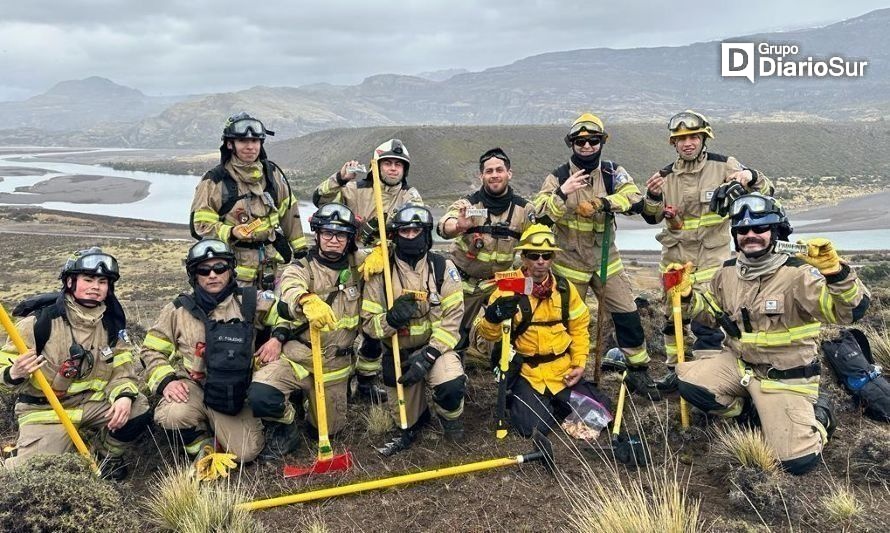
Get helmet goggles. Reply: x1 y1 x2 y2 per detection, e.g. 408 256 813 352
69 252 119 279
391 205 433 229
188 239 234 266
311 203 357 233
668 111 706 132
568 121 605 139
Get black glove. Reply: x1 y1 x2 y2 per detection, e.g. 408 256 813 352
709 182 747 217
359 214 387 246
386 294 417 329
484 295 521 323
398 347 440 386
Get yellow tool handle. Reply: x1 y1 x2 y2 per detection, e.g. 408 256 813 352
496 306 512 439
671 290 690 429
309 326 333 462
0 304 100 474
239 454 526 511
370 157 408 430
612 371 628 437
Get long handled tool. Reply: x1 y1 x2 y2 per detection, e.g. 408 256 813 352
492 270 532 439
238 447 549 511
593 212 613 386
369 158 410 447
0 303 100 475
663 268 691 428
283 325 353 477
611 371 649 466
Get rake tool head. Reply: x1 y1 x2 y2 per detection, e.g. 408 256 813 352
283 450 353 478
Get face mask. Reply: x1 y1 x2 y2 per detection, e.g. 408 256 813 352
396 233 428 258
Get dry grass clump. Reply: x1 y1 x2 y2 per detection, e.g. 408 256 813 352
820 485 863 522
565 460 703 533
143 466 264 533
727 466 793 522
364 402 394 436
857 323 890 369
713 424 779 472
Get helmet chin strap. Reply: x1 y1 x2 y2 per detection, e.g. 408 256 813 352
64 277 104 308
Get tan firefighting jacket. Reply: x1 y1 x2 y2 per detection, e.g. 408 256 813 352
685 256 869 395
0 296 140 424
141 289 282 396
314 173 423 222
476 273 590 394
190 159 307 284
275 251 362 383
533 161 642 285
436 188 535 283
361 254 464 356
642 152 773 284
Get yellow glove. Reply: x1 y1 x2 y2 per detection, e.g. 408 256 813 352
576 198 603 218
664 262 694 298
798 237 841 274
358 244 386 282
194 445 238 482
300 294 338 330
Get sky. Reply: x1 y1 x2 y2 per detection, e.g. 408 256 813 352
1 0 887 101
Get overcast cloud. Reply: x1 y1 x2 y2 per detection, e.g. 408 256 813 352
0 0 886 101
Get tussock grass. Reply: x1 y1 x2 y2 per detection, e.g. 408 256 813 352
858 323 890 369
144 466 263 533
713 424 780 472
821 485 863 522
364 402 394 436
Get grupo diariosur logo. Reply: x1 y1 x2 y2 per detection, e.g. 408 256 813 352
721 42 868 83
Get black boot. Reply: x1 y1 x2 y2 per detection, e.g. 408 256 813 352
814 392 836 441
624 367 663 401
259 422 301 461
99 455 129 481
353 375 388 404
441 417 464 443
655 369 678 392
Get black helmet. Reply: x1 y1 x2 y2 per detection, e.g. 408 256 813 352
60 247 120 282
221 112 274 141
730 193 793 256
186 239 236 275
310 203 358 254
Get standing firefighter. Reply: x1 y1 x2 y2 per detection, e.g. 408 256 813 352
534 113 659 400
247 203 362 457
437 148 535 361
642 110 774 390
190 112 307 290
0 248 149 480
675 193 870 474
142 240 289 466
361 205 466 454
476 224 608 437
313 139 423 403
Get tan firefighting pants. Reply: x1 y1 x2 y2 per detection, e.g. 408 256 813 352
251 354 351 435
4 394 150 470
386 351 465 428
677 352 823 463
154 380 264 462
464 280 496 366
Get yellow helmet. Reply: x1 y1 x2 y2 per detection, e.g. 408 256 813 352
515 224 562 252
565 113 609 147
668 110 714 143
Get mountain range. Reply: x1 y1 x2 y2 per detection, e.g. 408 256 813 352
1 9 888 149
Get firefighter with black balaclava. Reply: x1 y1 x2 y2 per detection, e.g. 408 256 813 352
534 113 660 400
191 112 307 290
1 248 150 480
313 139 423 404
641 110 775 392
673 193 870 475
361 204 466 455
247 203 362 458
142 240 289 466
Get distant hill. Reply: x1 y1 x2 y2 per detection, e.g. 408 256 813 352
1 9 888 148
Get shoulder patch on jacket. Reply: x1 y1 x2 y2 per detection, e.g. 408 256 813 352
706 152 729 163
723 258 738 267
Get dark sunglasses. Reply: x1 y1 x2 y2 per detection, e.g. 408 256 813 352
524 252 554 261
738 225 771 235
195 263 231 276
573 138 601 148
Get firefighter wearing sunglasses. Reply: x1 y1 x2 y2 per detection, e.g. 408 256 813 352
141 239 292 466
641 110 775 392
534 113 659 400
672 193 870 475
437 148 536 365
476 224 608 438
1 247 149 480
190 112 307 290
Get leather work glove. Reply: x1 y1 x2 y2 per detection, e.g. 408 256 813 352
576 197 603 218
358 244 386 281
484 294 522 323
385 294 418 329
664 262 694 298
194 445 238 482
398 347 440 386
300 293 338 330
709 182 746 217
798 237 842 275
232 223 270 242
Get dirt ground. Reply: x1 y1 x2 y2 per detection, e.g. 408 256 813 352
1 209 889 532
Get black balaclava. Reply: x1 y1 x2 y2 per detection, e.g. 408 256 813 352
570 148 602 172
310 247 349 271
395 231 430 267
479 185 513 216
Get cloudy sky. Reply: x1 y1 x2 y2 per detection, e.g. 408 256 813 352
1 0 886 101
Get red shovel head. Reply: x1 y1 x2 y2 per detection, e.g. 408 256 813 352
283 450 353 478
496 276 532 295
662 269 684 291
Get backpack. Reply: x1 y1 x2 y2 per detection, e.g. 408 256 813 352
175 287 257 415
821 328 890 423
12 292 125 356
